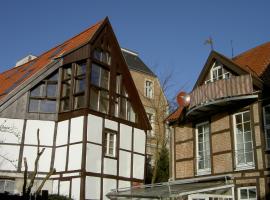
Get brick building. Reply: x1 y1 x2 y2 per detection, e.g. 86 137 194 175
167 42 270 199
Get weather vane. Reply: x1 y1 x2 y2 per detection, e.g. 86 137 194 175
204 36 214 51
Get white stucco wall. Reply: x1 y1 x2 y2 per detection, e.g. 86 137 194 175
86 143 102 173
119 124 132 150
85 176 100 199
87 114 102 144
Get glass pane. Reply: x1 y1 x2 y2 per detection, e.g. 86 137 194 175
122 86 128 97
91 64 100 86
198 142 203 151
100 68 109 89
114 97 120 117
93 49 102 61
29 99 40 112
243 111 250 122
198 160 204 169
90 88 99 111
245 131 252 142
243 122 250 132
76 62 86 76
116 74 121 94
74 77 85 93
198 134 203 143
40 100 56 113
236 124 243 134
61 80 71 97
240 189 248 199
60 98 70 111
235 114 242 124
245 152 253 163
74 95 85 109
245 141 253 151
47 84 57 98
48 72 58 81
120 97 127 119
128 101 136 122
237 153 245 164
30 84 44 97
63 67 72 80
249 188 256 198
197 126 203 134
99 90 109 114
103 51 111 65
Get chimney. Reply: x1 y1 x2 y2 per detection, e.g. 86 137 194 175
15 54 37 67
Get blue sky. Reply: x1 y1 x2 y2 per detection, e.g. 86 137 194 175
0 1 269 100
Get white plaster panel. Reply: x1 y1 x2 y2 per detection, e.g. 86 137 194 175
71 178 80 200
68 144 82 171
119 151 131 178
133 128 146 154
105 119 118 131
103 158 117 175
70 116 84 143
23 146 51 172
52 180 59 194
120 124 132 150
86 143 101 173
0 118 24 144
103 178 117 200
133 154 145 180
59 181 70 197
24 120 55 146
56 120 69 146
87 114 102 144
54 146 67 172
118 180 131 189
0 144 20 171
85 176 100 199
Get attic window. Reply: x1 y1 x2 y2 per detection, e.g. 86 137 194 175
205 62 231 84
93 48 111 65
29 71 58 113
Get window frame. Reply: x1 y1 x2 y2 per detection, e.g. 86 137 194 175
233 110 255 170
205 62 231 84
237 186 257 200
0 179 15 194
263 104 270 150
144 79 154 99
195 121 211 175
104 129 117 158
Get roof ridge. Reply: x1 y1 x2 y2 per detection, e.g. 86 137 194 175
233 41 270 60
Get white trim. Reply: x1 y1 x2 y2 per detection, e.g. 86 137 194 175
121 48 138 56
195 121 211 175
233 110 255 170
237 186 257 200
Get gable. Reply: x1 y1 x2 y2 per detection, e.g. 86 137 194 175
0 18 150 130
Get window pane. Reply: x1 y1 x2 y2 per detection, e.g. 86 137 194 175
114 97 120 117
116 75 121 94
76 62 86 76
100 68 109 89
61 80 71 97
90 88 99 111
74 95 85 109
60 98 70 111
74 77 85 93
93 49 102 61
249 188 256 198
63 67 72 80
29 99 40 112
40 100 56 113
30 84 44 97
48 72 59 81
240 189 248 199
235 114 242 124
243 111 250 122
91 64 100 86
237 153 245 164
103 51 111 65
236 124 243 134
99 90 109 114
245 152 253 163
47 84 57 98
120 97 127 119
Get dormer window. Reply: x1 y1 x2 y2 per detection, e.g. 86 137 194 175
205 62 231 84
93 48 111 65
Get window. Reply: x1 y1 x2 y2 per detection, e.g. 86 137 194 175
233 111 254 169
73 62 86 109
238 187 257 200
145 80 153 98
146 112 155 137
196 122 211 175
0 180 15 194
104 131 117 157
93 48 111 65
114 74 136 122
90 63 110 114
29 71 58 113
263 105 270 150
205 62 231 84
60 65 72 111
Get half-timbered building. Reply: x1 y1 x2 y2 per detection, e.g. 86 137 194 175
0 17 150 200
167 42 270 200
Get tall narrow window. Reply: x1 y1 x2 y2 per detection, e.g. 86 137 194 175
60 65 72 112
196 122 211 175
104 131 117 157
211 65 223 81
263 105 270 150
73 62 86 109
29 71 58 113
90 64 110 114
146 112 155 137
145 80 153 98
238 187 257 200
93 48 111 65
234 110 254 169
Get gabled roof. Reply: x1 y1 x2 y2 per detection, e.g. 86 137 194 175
121 48 156 77
167 41 270 123
0 18 105 101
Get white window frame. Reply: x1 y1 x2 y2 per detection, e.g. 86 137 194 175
0 179 15 194
195 121 211 175
263 104 270 150
233 110 255 170
145 79 154 98
237 186 257 200
104 131 117 157
205 62 231 84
